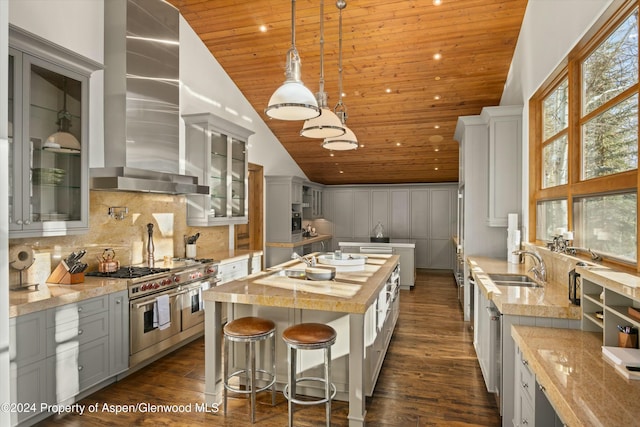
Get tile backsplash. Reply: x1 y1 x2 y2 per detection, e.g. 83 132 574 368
9 191 228 286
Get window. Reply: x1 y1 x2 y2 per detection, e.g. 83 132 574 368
542 79 569 188
573 193 637 263
531 1 640 266
536 199 568 241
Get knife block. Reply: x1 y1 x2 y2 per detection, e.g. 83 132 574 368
47 261 85 285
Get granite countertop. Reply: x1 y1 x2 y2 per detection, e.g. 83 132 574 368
577 265 640 304
9 249 264 318
203 254 400 314
468 256 581 319
265 234 332 248
512 325 640 426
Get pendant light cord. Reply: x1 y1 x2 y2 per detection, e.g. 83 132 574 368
335 0 347 120
318 0 325 99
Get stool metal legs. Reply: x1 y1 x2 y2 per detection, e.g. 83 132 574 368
285 345 335 427
223 330 276 423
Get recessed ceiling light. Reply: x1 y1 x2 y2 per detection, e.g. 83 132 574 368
342 92 347 97
359 144 364 148
259 25 268 32
434 148 439 152
396 142 401 146
434 124 440 129
330 152 335 157
339 170 344 174
434 53 442 60
386 88 392 93
435 76 441 81
434 95 441 100
434 167 439 170
433 0 442 5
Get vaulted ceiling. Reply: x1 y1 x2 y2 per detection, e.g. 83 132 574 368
168 0 528 185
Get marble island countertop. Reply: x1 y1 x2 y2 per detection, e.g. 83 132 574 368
512 325 640 427
468 256 581 319
203 254 399 314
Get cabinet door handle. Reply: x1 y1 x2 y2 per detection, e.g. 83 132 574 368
521 358 528 366
521 381 528 389
15 219 23 225
521 418 528 425
538 384 546 392
23 219 31 225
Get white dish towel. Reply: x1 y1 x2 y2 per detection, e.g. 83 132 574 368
153 294 171 330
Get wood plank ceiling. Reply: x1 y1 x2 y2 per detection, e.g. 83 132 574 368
168 0 528 185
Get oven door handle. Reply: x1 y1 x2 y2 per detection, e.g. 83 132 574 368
133 289 187 309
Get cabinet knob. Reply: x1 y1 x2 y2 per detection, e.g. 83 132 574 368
78 365 83 371
15 219 23 225
522 418 528 425
538 384 546 392
78 307 83 313
78 329 83 335
23 219 31 225
521 381 528 389
521 359 528 366
116 299 121 304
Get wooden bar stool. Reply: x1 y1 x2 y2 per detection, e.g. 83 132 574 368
282 323 337 427
223 316 276 423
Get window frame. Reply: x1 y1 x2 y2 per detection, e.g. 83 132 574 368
530 0 640 271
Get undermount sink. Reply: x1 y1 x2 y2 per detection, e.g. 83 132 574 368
487 274 542 288
274 267 336 281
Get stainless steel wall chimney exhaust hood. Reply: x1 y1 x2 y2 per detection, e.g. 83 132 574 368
91 0 208 195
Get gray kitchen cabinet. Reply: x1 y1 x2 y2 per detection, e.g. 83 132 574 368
8 27 100 238
9 311 51 426
302 183 325 219
9 293 129 426
389 189 410 238
183 113 254 226
410 189 429 238
370 189 389 234
291 178 303 204
480 106 523 227
353 190 371 238
109 290 129 376
266 176 296 243
513 345 561 427
333 189 355 238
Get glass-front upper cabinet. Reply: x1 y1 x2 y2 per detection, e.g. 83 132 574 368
183 113 253 226
9 27 100 237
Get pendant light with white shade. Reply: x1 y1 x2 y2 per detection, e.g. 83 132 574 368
323 0 358 151
265 0 320 121
300 0 345 138
43 77 81 153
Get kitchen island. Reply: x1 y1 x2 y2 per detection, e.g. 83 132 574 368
202 254 400 427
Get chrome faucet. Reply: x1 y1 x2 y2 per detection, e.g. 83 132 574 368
565 246 602 262
291 252 316 267
513 250 547 283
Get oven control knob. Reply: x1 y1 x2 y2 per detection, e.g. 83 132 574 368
141 284 147 291
207 267 216 274
174 276 180 283
153 283 160 289
162 278 170 286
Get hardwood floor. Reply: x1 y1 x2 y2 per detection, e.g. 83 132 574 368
36 269 500 426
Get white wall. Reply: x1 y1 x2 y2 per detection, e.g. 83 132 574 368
500 0 614 239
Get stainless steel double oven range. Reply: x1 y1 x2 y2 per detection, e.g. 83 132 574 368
87 259 219 367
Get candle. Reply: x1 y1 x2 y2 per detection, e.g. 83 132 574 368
563 231 574 240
